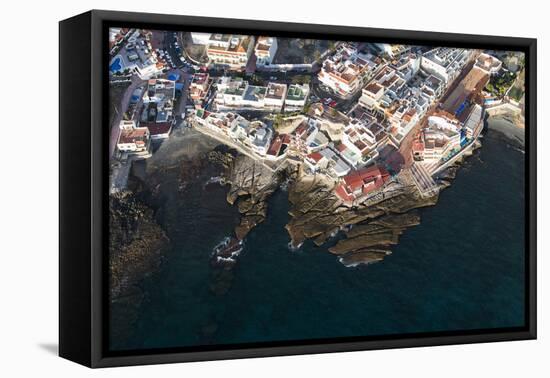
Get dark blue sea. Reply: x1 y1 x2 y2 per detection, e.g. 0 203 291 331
112 125 526 351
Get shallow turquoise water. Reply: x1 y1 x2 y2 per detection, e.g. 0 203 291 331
112 128 525 351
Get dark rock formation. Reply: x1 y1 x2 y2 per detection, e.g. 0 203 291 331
285 174 438 266
217 153 283 240
109 191 169 341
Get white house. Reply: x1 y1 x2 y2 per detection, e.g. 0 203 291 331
191 33 212 45
255 36 278 66
264 82 287 110
117 127 150 153
421 47 472 85
285 84 310 110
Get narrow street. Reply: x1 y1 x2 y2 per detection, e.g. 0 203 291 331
109 75 146 159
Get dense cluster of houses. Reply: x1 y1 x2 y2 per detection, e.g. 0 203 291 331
214 77 309 111
318 43 382 98
354 47 475 146
116 78 178 157
412 104 483 167
190 33 279 70
110 29 495 205
190 43 489 204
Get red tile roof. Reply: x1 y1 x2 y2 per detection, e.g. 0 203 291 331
335 184 354 202
307 151 323 163
267 134 283 156
336 165 390 202
118 127 148 144
143 122 172 136
335 143 347 153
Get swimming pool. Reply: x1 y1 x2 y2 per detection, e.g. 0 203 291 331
110 56 123 73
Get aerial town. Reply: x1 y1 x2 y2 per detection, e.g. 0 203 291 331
105 26 529 353
109 28 524 208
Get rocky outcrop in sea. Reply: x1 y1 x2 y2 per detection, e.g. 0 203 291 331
285 173 438 267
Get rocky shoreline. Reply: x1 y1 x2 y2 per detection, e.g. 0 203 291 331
486 114 525 149
285 172 438 266
108 128 479 307
205 150 285 295
209 151 283 241
109 191 169 343
205 147 444 268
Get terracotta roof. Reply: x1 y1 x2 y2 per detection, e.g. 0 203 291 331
365 82 383 95
342 166 389 192
118 127 148 144
144 122 172 136
267 134 283 156
335 184 354 202
307 152 323 163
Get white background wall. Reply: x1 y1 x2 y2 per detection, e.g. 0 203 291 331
0 0 546 376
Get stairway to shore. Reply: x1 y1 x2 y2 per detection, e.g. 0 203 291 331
410 162 439 197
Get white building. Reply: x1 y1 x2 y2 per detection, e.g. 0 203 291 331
358 65 406 114
358 82 384 111
249 122 274 156
285 84 310 110
206 34 255 69
391 53 421 82
119 120 137 130
463 104 483 139
191 32 212 45
228 116 251 140
341 118 377 157
143 78 176 103
421 114 462 161
388 103 420 145
215 77 249 107
475 53 502 75
422 75 445 99
241 85 267 108
318 43 380 98
421 47 473 85
264 82 287 110
109 30 164 80
216 77 292 111
305 147 351 177
255 36 278 66
375 43 410 58
117 127 150 153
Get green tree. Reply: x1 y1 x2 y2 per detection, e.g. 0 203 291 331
313 50 321 62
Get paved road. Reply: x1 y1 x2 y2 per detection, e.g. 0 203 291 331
165 68 192 122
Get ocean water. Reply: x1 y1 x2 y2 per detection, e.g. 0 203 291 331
113 126 526 351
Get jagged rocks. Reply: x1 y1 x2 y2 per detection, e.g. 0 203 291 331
338 249 392 267
109 191 169 342
221 155 282 240
109 191 169 300
285 173 438 266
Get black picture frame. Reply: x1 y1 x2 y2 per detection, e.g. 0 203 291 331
59 9 537 368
